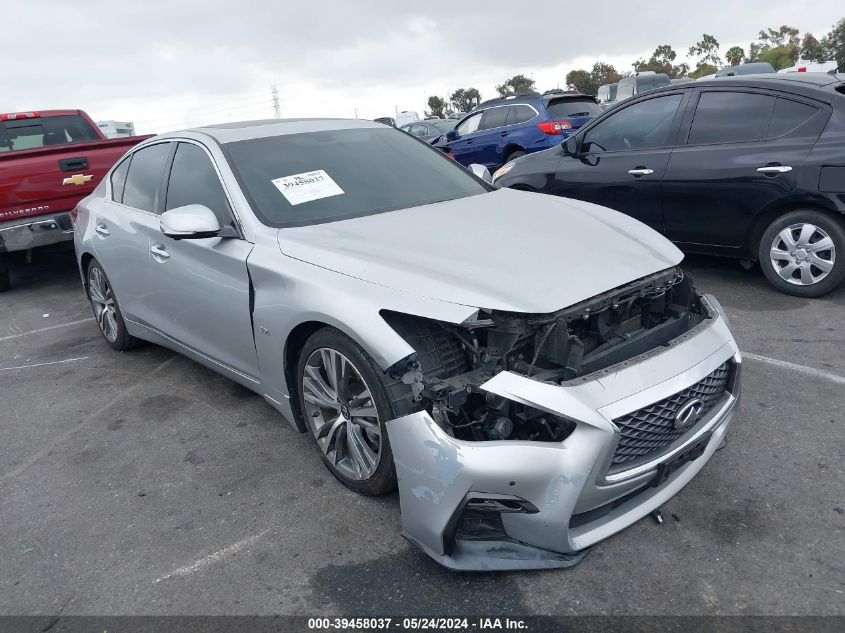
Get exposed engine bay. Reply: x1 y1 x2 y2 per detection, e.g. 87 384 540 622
384 267 711 443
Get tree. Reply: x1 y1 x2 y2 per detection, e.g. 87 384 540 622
800 33 825 62
725 46 745 66
690 63 718 79
632 44 689 78
689 34 721 69
565 69 593 95
748 25 800 67
449 88 481 114
495 74 536 97
564 62 622 96
425 95 450 119
823 18 845 69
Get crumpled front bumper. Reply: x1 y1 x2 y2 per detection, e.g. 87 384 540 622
386 295 741 571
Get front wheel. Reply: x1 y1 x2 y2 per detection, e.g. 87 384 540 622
296 328 403 495
758 210 845 297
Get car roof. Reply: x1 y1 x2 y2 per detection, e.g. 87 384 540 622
185 118 382 144
693 72 843 89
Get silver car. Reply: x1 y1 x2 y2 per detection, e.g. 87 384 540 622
73 119 741 571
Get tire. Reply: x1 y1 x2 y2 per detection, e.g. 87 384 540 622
0 255 9 293
86 259 137 351
296 322 468 496
505 150 526 164
758 210 845 298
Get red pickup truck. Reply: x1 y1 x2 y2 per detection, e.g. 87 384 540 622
0 109 151 291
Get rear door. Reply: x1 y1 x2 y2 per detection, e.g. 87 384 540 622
91 141 172 326
145 141 259 378
662 88 828 249
476 105 513 167
551 92 688 231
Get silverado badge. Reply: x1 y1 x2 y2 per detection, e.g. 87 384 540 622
62 174 93 186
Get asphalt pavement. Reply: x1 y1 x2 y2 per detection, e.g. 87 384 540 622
0 248 842 616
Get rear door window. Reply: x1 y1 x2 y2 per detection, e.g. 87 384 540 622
546 98 602 118
165 142 231 226
122 143 171 213
766 98 819 138
511 105 537 124
480 106 510 130
110 156 131 203
687 92 775 145
0 115 100 152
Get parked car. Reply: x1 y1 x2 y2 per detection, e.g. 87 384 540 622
400 119 457 142
715 62 775 77
394 110 420 127
778 61 839 75
373 117 396 127
616 72 672 101
435 93 601 169
0 109 151 291
597 83 618 108
74 118 740 571
495 73 845 297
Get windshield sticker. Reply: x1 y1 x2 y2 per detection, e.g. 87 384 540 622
271 170 344 206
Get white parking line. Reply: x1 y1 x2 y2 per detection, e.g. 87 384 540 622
0 356 88 372
154 530 270 583
0 318 93 342
743 352 845 385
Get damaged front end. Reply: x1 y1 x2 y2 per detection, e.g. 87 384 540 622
383 268 742 570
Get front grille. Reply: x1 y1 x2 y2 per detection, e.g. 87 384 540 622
611 362 731 466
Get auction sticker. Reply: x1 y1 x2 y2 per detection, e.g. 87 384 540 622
271 170 344 206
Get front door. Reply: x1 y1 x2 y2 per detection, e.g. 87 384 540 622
551 92 687 232
449 111 485 166
145 141 259 378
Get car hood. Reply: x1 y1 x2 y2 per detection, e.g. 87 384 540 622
276 188 682 313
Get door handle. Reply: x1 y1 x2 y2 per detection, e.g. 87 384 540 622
757 165 792 174
499 131 509 136
150 243 170 262
95 223 110 238
627 168 654 176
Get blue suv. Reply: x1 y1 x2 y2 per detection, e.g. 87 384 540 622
435 92 601 169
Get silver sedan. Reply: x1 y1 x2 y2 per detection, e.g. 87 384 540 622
73 119 741 570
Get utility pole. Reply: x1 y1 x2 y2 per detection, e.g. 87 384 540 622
354 107 358 119
272 84 281 119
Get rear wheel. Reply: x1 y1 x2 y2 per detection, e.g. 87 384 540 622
758 210 845 297
86 260 137 350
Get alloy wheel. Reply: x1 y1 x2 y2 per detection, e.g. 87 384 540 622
301 347 382 480
88 267 119 342
769 223 836 286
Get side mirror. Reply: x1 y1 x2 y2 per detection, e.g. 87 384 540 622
562 136 579 156
446 129 459 141
469 163 492 183
160 204 221 240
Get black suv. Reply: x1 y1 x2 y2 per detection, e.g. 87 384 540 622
496 73 845 297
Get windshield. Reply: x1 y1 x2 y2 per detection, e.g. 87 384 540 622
546 98 602 118
432 120 457 132
224 127 489 227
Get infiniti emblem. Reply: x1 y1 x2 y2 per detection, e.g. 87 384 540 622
674 397 703 430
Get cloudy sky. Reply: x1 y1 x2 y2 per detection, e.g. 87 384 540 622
4 1 842 134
